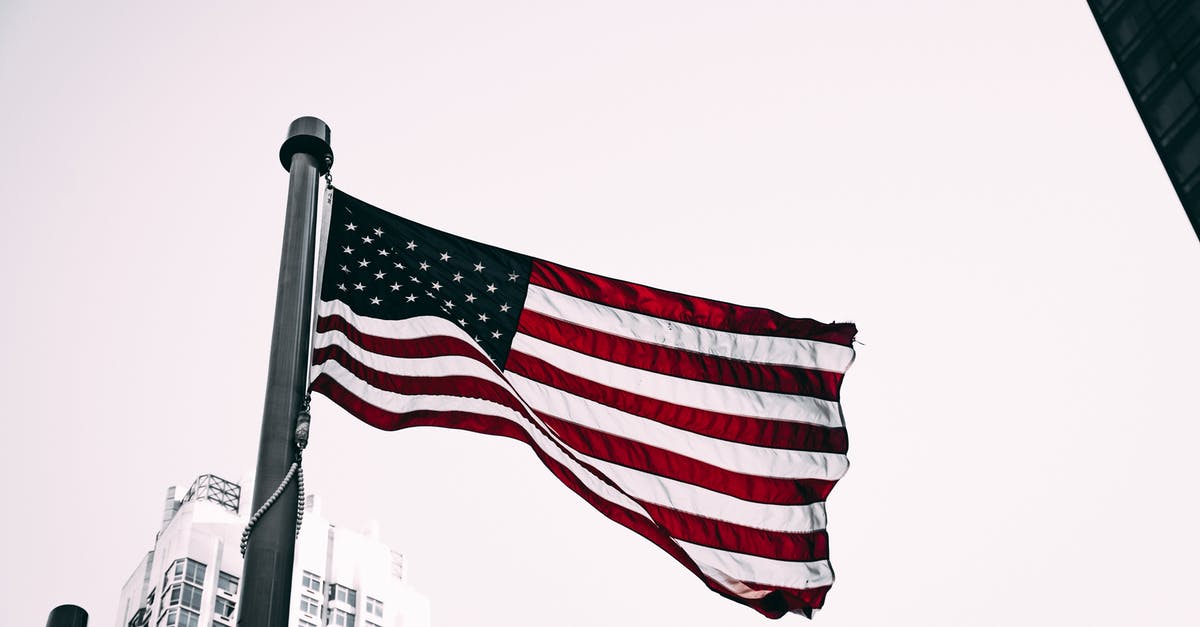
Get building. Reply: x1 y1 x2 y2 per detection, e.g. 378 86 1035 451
1089 0 1200 240
114 474 431 627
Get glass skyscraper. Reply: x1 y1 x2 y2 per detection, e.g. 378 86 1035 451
1089 0 1200 240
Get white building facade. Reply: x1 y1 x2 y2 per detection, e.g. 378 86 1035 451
115 474 431 627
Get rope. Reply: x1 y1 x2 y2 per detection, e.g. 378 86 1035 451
241 397 311 557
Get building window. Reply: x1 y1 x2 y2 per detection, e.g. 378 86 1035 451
331 609 356 627
213 596 235 621
164 583 204 612
163 559 207 590
365 597 383 618
298 596 321 616
185 561 206 586
159 608 199 627
216 572 238 596
1149 81 1195 133
301 571 322 595
298 621 318 627
329 584 357 608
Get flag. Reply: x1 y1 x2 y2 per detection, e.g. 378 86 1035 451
310 190 857 618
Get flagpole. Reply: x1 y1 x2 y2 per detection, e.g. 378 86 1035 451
239 116 332 627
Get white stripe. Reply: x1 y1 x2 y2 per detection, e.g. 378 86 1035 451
680 541 834 590
577 455 827 533
313 328 500 383
511 333 844 428
507 372 848 481
317 299 469 340
525 284 855 372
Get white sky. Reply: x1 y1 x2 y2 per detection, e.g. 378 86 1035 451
2 2 1198 626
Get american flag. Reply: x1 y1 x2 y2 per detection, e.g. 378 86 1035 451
310 190 857 618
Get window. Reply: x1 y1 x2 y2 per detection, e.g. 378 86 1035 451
365 597 383 618
1111 3 1154 51
213 596 235 621
164 583 204 612
329 584 357 607
1149 81 1195 132
163 559 207 590
1128 42 1173 90
301 571 322 595
217 572 238 596
159 608 199 627
298 596 321 616
185 561 206 586
298 621 318 627
331 609 356 627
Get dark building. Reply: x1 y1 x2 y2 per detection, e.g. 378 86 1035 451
1089 0 1200 240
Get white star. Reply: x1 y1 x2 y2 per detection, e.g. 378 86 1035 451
491 330 502 339
374 227 383 236
458 318 468 327
473 262 486 272
464 293 477 303
340 265 350 273
358 259 370 268
508 272 519 282
499 303 511 313
370 296 382 305
342 245 354 254
419 261 430 271
440 252 451 262
394 262 405 270
390 283 401 291
409 276 421 283
353 283 365 291
444 300 455 309
377 249 390 257
345 223 357 231
374 271 386 280
431 281 442 291
474 335 481 343
405 294 418 302
425 291 435 299
406 240 417 250
485 283 497 293
362 236 374 244
337 283 347 291
478 313 489 322
451 272 463 282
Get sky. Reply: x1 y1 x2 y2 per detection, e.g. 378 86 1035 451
2 2 1199 626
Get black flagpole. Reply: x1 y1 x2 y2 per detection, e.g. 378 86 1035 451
239 117 332 627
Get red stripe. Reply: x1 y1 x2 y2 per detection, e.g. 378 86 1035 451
751 584 831 619
535 410 836 505
517 309 843 400
638 501 829 562
317 314 499 373
311 375 826 617
505 350 848 454
529 259 857 346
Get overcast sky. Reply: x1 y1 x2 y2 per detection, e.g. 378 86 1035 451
2 2 1199 626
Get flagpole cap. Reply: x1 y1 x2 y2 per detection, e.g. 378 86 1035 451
280 116 333 174
45 604 88 627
